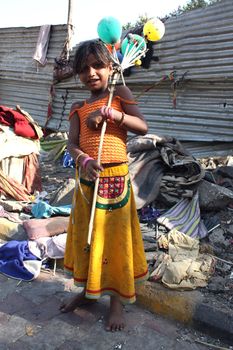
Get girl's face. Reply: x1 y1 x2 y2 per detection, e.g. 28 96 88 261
78 53 113 93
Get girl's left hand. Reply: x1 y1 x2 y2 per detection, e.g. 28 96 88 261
85 159 103 181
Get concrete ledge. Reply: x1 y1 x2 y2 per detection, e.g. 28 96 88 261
136 281 233 344
136 281 203 324
193 303 233 345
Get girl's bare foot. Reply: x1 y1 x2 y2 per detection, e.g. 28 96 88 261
106 296 125 332
60 290 97 313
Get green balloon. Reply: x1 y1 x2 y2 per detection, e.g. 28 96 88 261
121 34 146 56
97 17 122 44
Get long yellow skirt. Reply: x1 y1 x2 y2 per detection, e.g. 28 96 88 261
64 163 149 304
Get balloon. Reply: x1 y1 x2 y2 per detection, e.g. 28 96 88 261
106 43 123 62
97 17 122 44
135 59 142 66
106 41 121 54
121 34 146 56
143 18 165 42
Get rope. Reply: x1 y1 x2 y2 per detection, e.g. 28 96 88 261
45 84 56 128
134 70 189 109
57 89 69 131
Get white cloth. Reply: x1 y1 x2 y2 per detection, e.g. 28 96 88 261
33 25 51 65
36 233 67 259
150 230 215 290
0 125 40 161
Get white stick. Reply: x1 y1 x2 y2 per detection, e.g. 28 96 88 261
87 71 120 246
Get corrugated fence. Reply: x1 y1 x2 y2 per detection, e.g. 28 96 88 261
50 0 233 157
0 0 233 158
0 24 68 127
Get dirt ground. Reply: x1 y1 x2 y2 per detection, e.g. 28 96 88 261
39 152 233 315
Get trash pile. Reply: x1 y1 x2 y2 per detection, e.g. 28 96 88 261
132 135 233 307
0 122 72 281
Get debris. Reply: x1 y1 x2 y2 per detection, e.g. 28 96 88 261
210 255 233 266
25 324 35 336
114 343 125 349
195 339 231 350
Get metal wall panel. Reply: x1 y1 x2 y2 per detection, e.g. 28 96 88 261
50 78 233 142
125 0 233 81
181 141 233 159
0 25 68 127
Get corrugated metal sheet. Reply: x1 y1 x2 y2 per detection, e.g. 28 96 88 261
182 141 233 159
136 81 233 142
50 79 233 142
125 0 233 81
0 25 68 127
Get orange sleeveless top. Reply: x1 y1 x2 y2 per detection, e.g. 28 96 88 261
69 95 132 164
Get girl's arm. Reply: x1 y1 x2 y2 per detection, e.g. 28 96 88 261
67 108 86 166
113 85 148 135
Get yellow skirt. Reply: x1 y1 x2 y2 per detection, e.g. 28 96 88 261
64 163 149 304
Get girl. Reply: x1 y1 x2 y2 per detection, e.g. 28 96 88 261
60 39 149 331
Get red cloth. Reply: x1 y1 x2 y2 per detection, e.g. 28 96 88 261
0 105 37 139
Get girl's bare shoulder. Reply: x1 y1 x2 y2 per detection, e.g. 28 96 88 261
70 101 85 113
114 85 134 100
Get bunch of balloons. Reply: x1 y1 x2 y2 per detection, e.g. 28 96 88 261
97 16 165 68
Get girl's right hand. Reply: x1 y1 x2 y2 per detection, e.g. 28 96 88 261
86 106 114 130
82 158 103 181
86 109 103 130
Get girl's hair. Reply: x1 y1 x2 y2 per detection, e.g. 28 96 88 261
73 39 114 75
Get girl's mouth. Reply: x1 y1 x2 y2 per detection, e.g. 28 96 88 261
87 79 101 89
88 79 99 85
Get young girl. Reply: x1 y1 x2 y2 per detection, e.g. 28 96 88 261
60 39 149 331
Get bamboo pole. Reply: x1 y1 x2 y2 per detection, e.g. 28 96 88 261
67 0 73 26
66 0 74 58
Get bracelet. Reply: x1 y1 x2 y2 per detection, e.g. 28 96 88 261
76 152 89 167
101 106 106 116
75 152 84 165
101 105 114 122
107 107 114 121
82 156 94 169
117 112 125 127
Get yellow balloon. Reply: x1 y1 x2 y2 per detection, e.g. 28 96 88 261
135 59 142 66
143 18 165 42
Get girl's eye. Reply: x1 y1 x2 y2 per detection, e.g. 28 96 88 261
92 62 106 69
79 62 106 73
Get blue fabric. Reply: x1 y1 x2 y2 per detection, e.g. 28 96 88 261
62 150 75 168
0 241 39 281
31 200 71 218
157 192 208 239
139 206 162 223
